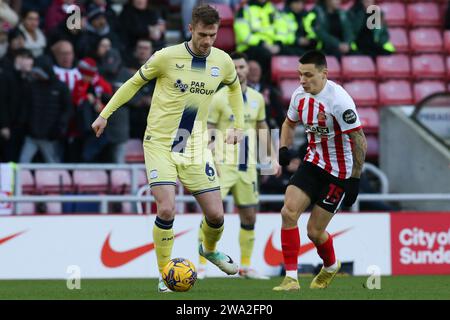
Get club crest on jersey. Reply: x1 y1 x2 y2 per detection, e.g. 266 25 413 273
211 67 220 77
150 169 158 179
317 112 327 121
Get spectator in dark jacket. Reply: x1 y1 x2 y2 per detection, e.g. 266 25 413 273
304 0 355 58
0 48 33 162
349 0 395 57
119 0 166 51
77 3 122 57
19 59 72 163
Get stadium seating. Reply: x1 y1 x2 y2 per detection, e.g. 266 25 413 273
413 81 446 104
447 56 450 80
376 54 411 80
365 134 379 163
343 80 378 107
407 2 441 27
45 202 63 214
389 28 410 53
20 170 35 194
444 31 450 54
125 139 144 163
214 27 235 52
325 55 341 80
341 56 376 80
111 170 131 194
378 80 413 106
411 54 446 80
16 203 35 215
35 169 73 194
357 107 379 134
409 28 443 53
210 3 233 27
279 79 300 106
73 170 109 193
379 2 407 27
271 56 299 84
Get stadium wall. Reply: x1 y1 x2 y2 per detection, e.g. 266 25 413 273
0 213 448 279
380 107 450 211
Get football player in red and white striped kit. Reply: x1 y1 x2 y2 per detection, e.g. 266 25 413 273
273 51 367 291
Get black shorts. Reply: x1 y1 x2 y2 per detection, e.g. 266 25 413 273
288 161 347 214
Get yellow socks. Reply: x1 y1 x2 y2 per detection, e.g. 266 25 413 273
198 224 208 265
153 217 174 274
239 224 255 268
200 216 224 253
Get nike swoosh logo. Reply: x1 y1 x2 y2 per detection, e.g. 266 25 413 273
101 229 191 268
0 231 26 246
264 228 351 266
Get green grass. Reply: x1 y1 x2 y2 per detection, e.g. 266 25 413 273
0 275 449 300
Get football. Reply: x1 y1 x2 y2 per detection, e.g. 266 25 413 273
162 257 197 292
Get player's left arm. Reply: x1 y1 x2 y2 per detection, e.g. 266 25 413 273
348 128 367 178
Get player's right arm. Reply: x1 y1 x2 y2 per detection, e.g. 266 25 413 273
91 50 165 137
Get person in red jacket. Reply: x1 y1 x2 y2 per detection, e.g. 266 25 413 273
72 57 113 162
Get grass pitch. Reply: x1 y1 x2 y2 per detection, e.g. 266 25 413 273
0 275 449 300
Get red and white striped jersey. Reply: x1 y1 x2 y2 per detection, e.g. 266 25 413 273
53 66 81 92
287 80 362 179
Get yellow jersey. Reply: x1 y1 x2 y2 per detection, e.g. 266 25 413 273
100 42 244 158
208 86 266 171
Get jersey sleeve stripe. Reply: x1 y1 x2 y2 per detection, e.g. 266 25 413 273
342 126 362 134
138 69 150 82
222 74 237 86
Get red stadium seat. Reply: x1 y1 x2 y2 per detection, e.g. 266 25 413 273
214 27 235 52
378 80 413 106
343 81 378 107
73 170 109 193
407 2 441 27
271 56 299 84
411 54 446 80
138 170 148 187
210 4 234 27
379 2 407 27
20 170 35 194
111 170 131 194
447 56 450 80
444 31 450 54
35 169 72 194
45 202 63 214
413 81 446 104
365 134 379 163
341 56 376 80
357 107 379 134
409 28 443 53
125 139 144 163
388 28 409 53
279 79 300 106
376 54 411 80
16 203 35 215
325 55 341 80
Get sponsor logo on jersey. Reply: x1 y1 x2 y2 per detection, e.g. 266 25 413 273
211 67 220 77
174 79 188 92
317 111 327 122
343 109 357 124
305 124 330 135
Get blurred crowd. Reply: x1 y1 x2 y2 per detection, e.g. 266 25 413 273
1 0 448 166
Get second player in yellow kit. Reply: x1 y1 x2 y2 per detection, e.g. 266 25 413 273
198 52 281 279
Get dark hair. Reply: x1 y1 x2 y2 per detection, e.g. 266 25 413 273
21 9 39 19
230 51 248 61
299 50 327 69
13 48 33 59
192 4 220 26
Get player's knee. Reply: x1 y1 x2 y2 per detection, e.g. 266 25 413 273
281 205 298 226
307 227 323 243
204 209 224 225
156 203 176 220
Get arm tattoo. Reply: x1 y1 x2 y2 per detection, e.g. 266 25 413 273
348 129 367 178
